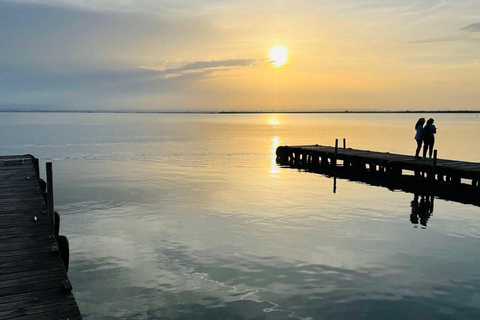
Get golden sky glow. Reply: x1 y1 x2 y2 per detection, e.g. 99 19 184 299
1 1 480 111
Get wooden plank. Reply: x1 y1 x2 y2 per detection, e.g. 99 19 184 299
0 247 59 263
0 265 66 283
0 300 80 320
0 287 66 306
0 255 63 272
0 228 53 241
0 279 66 297
0 222 53 235
0 271 68 291
0 291 74 313
0 203 47 212
0 238 58 254
0 216 50 228
0 261 61 277
0 230 54 243
4 304 81 320
0 155 29 160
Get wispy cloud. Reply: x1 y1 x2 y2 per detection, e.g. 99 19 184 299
411 35 466 44
141 59 260 78
460 23 480 32
412 22 480 44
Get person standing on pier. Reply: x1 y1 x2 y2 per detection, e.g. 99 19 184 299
422 118 437 159
414 118 425 159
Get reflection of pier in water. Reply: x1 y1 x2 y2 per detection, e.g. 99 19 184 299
276 144 480 207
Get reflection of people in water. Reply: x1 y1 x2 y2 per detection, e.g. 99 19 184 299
410 194 434 228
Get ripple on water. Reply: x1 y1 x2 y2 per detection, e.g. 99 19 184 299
59 198 136 217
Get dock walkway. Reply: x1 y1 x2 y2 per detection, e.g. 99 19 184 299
0 155 82 320
276 144 480 186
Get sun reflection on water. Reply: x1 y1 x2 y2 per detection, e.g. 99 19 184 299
270 136 280 176
268 117 280 126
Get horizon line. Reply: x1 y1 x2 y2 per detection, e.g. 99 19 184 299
0 110 480 114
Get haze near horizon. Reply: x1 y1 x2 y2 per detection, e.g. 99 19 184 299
1 0 480 112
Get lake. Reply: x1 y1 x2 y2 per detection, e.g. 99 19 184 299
1 112 480 320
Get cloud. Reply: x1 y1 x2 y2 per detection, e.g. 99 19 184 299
412 22 480 44
0 57 261 109
0 58 260 96
0 1 260 109
460 23 480 32
411 35 465 44
0 1 221 69
141 59 259 78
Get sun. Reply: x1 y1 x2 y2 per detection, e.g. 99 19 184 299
268 46 288 67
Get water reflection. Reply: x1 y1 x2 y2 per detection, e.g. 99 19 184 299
277 156 480 210
7 112 480 320
410 194 434 229
268 117 280 126
270 136 280 176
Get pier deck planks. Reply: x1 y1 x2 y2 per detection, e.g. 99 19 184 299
279 145 480 181
0 155 82 320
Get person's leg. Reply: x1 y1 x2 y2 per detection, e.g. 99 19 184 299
415 140 422 157
422 140 428 158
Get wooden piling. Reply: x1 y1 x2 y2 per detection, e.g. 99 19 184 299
334 139 338 168
46 161 57 233
46 162 54 219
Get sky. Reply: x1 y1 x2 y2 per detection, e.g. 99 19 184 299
1 0 479 111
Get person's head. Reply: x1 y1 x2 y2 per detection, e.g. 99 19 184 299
415 118 425 129
426 118 434 126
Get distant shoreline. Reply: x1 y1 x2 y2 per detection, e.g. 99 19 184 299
0 110 479 114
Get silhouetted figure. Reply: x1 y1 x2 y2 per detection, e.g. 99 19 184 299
414 118 425 159
422 118 437 159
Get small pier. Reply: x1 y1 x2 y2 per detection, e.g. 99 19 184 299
0 155 82 320
276 144 480 199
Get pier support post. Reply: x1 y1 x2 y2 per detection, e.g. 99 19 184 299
46 162 56 230
343 138 346 149
33 157 40 178
334 139 338 168
333 139 338 194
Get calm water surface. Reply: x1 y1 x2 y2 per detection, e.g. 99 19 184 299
1 113 480 319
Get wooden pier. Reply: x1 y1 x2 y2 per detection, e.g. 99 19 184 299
0 155 82 320
276 144 480 193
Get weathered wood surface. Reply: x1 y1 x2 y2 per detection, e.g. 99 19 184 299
0 155 82 320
